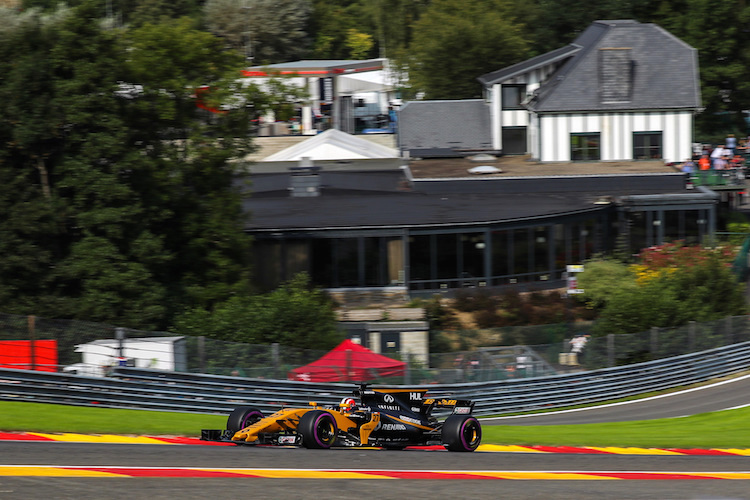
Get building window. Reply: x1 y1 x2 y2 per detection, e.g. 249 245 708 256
633 132 662 160
502 127 527 155
571 133 600 161
502 85 525 110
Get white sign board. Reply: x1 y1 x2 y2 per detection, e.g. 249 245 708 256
566 267 584 294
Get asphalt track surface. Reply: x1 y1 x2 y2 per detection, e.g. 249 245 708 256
483 373 750 426
1 375 749 499
1 441 749 500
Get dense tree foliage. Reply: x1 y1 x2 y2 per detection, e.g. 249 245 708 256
19 0 750 137
203 0 312 64
0 3 295 329
172 273 342 350
408 0 530 99
5 0 750 340
578 244 746 336
307 0 377 59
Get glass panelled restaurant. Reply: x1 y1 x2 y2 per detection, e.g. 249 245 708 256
246 164 717 293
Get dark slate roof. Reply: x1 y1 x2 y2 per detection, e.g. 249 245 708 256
477 44 581 86
248 170 407 195
243 190 612 232
526 20 701 113
397 100 494 157
242 170 697 232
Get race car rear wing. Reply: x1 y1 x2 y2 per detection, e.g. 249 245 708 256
421 398 475 415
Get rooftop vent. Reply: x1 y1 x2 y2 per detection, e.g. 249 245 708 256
289 156 321 197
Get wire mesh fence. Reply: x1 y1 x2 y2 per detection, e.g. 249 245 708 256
1 312 749 384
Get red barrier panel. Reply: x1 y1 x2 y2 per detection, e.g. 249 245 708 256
0 340 58 372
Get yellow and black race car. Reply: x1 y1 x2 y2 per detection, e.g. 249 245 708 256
201 384 481 452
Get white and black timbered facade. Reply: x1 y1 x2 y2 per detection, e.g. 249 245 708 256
479 20 701 163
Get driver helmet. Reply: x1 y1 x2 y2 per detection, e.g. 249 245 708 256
339 397 356 411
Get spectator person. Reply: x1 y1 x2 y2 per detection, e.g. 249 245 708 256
711 144 725 169
714 154 728 170
726 134 737 156
740 137 750 155
681 158 695 173
570 334 589 354
569 334 590 365
699 154 711 170
515 355 529 377
731 154 744 169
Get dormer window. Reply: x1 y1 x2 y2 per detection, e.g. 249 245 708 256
600 48 632 103
502 85 526 110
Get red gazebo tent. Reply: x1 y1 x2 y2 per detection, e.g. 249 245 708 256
288 339 406 382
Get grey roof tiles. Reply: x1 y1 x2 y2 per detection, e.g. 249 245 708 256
525 20 701 112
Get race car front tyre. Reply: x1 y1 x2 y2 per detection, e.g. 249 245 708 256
442 415 481 452
226 406 264 433
299 410 338 449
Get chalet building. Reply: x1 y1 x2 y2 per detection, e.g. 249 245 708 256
242 21 719 299
400 20 701 163
244 131 717 297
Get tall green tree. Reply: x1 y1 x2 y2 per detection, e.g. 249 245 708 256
676 0 750 138
203 0 312 64
0 6 66 314
21 0 202 26
408 0 530 99
0 3 164 325
308 0 378 59
0 4 297 329
172 273 342 350
525 0 652 54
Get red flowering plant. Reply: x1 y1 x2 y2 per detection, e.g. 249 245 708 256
630 242 737 285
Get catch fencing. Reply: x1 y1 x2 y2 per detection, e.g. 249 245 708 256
2 313 750 385
1 340 749 417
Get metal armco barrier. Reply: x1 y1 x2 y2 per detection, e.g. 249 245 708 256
1 341 749 417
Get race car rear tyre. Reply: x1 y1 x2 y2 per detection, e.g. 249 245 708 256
442 415 481 452
226 407 264 433
299 410 338 449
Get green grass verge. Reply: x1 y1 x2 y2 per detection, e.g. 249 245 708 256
482 406 750 448
1 400 748 448
0 401 225 436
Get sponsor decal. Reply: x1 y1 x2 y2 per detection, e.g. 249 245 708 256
278 435 297 444
453 407 471 414
381 423 407 431
411 407 421 413
426 399 456 406
383 394 395 403
378 405 401 411
409 392 423 401
398 415 421 425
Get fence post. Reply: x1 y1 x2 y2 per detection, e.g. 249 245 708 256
272 342 280 380
198 336 206 374
688 321 696 352
28 315 36 371
345 349 352 382
725 316 733 345
115 327 126 365
650 327 659 359
607 334 615 367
